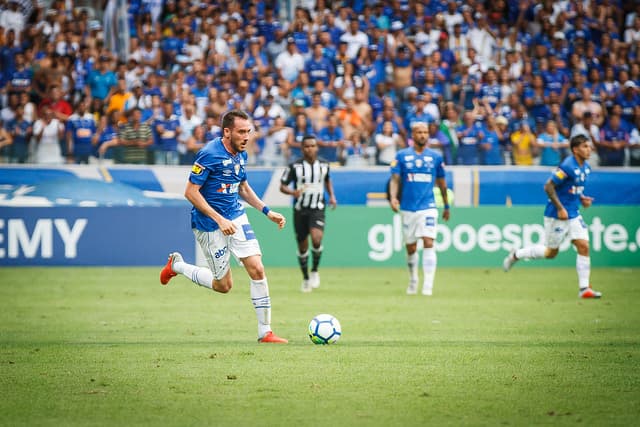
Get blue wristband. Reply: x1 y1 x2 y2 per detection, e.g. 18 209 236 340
262 206 271 215
444 204 450 210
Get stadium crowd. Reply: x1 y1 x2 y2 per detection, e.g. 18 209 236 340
1 0 640 167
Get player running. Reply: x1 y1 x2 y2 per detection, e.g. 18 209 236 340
160 110 289 343
280 135 337 292
503 134 602 299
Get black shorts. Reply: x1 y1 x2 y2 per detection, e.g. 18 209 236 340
294 209 326 242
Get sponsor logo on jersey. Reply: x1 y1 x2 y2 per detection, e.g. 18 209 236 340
407 173 432 182
191 163 204 175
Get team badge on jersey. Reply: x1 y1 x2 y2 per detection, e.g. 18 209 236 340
192 163 204 175
234 164 240 175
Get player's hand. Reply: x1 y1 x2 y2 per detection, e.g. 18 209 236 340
581 195 594 208
442 208 450 221
217 218 237 235
329 196 337 210
390 198 400 213
267 211 286 229
557 207 569 220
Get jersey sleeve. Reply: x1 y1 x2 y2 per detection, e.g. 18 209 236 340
435 155 446 179
550 162 572 186
189 151 211 185
280 164 295 186
390 153 402 176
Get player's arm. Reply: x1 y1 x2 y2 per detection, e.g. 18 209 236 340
279 166 302 198
543 178 568 219
184 180 237 235
325 176 337 209
239 180 286 229
580 194 594 208
388 173 401 213
436 177 450 221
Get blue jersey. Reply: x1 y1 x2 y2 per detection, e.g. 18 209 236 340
66 113 97 157
390 147 446 211
189 137 247 231
544 155 591 219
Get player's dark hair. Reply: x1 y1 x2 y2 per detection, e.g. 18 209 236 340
221 110 249 130
302 134 316 144
570 134 588 152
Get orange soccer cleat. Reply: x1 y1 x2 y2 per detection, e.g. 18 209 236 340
579 286 602 299
160 252 182 285
258 331 288 344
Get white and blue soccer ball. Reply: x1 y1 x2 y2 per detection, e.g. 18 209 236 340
308 314 341 345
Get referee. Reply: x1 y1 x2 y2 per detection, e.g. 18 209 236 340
280 135 337 292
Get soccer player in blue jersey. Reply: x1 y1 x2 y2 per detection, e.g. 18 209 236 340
503 134 601 299
160 110 289 343
388 122 451 296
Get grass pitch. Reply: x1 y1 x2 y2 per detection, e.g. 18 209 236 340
0 266 638 427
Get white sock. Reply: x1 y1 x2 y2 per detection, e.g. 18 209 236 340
250 278 271 338
175 261 213 289
576 255 590 289
422 247 437 291
515 245 546 260
407 252 419 283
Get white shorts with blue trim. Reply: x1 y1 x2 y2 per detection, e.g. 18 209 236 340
193 213 262 280
543 215 589 249
401 208 439 244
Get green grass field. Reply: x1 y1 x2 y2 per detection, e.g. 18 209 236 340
0 266 638 427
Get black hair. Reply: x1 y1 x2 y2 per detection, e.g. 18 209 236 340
570 134 588 151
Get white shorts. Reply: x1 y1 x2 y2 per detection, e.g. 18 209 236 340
193 213 262 280
543 215 589 249
401 208 439 244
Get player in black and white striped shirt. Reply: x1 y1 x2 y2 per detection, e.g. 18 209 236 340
280 135 337 292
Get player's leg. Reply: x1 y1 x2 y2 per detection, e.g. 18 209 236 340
308 210 326 289
569 217 601 298
232 215 287 343
195 229 233 292
503 217 562 271
160 230 229 292
419 208 438 296
294 210 312 292
402 211 420 294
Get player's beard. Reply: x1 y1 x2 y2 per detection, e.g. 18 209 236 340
414 138 427 149
230 137 248 153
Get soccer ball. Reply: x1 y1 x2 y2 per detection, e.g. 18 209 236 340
308 314 341 345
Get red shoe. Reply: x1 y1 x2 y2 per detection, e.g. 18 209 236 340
160 252 182 285
258 331 288 344
579 286 602 299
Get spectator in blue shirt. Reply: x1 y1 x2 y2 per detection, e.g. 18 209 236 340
86 55 118 104
535 120 569 166
5 104 32 163
318 113 346 163
456 110 483 165
598 113 629 166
